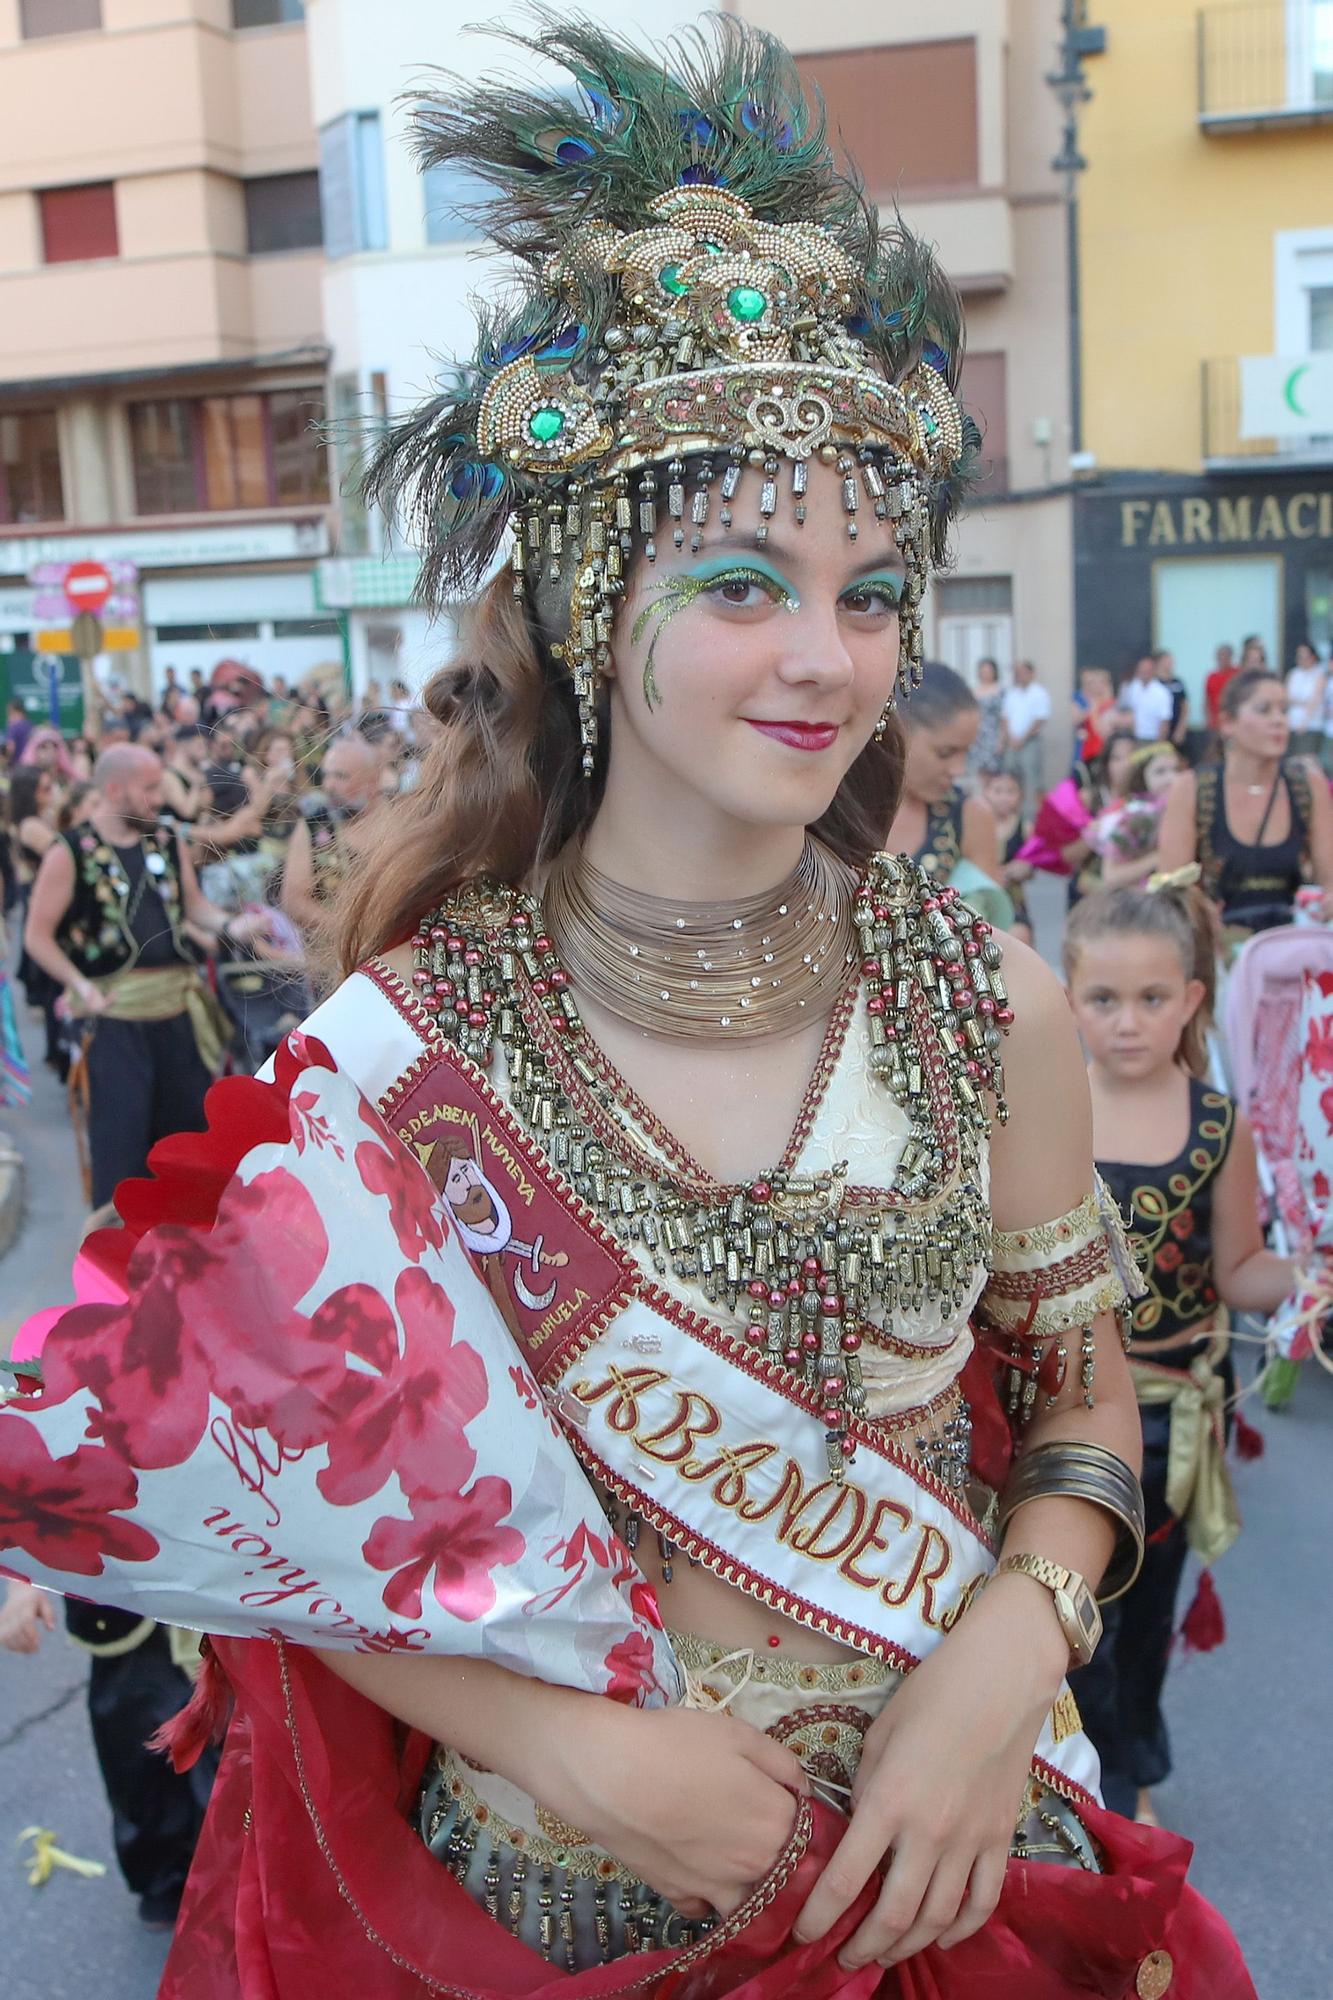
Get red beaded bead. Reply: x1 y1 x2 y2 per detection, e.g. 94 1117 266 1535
801 1330 819 1352
768 1289 786 1311
866 995 884 1016
801 1255 822 1278
446 936 464 954
840 1436 857 1457
463 948 483 967
784 1347 802 1369
749 1179 772 1203
429 925 447 945
549 969 569 990
840 1328 861 1352
534 935 553 955
747 1279 768 1300
996 1004 1015 1026
820 1293 843 1316
786 1277 802 1297
467 1008 487 1028
531 978 550 998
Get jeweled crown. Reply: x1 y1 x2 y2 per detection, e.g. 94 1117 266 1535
367 14 977 767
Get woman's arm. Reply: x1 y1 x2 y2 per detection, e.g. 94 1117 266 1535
1210 1111 1296 1314
312 1648 805 1918
1100 847 1160 891
960 795 1002 882
17 816 56 857
796 946 1140 1970
1300 758 1333 908
1154 768 1199 876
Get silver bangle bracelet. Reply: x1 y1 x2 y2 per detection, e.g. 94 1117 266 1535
998 1442 1145 1602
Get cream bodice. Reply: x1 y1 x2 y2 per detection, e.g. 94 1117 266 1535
486 985 990 1424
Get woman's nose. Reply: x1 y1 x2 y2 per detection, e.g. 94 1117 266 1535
773 603 857 689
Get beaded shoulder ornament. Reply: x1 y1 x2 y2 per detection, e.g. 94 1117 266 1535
401 855 1011 1484
366 15 978 771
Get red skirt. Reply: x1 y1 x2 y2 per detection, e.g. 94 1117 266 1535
159 1637 1254 2000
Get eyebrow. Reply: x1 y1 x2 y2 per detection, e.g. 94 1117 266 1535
696 531 906 579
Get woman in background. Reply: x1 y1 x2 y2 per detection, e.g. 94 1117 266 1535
888 662 1001 885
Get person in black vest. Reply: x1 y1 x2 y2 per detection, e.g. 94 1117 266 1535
280 730 384 936
23 743 272 1206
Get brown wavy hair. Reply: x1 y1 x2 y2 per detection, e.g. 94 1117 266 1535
325 566 906 981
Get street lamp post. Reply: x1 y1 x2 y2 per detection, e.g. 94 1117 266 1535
1046 4 1103 460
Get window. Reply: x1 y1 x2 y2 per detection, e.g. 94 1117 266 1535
129 390 329 515
39 183 118 264
319 111 387 259
1286 0 1333 108
959 351 1007 494
19 0 100 37
934 576 1012 680
244 172 323 254
152 622 262 643
423 161 486 246
1153 556 1281 711
0 410 64 524
232 0 303 24
794 42 978 196
269 389 329 505
1312 284 1333 349
271 617 342 639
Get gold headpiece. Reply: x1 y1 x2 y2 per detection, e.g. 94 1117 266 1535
368 16 977 769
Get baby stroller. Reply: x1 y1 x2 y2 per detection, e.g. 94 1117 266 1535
1222 923 1333 1401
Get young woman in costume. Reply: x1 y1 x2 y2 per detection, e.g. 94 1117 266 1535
1 21 1253 1998
885 662 1001 888
1063 884 1294 1828
1157 668 1333 942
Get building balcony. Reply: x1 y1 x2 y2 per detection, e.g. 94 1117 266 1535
1198 2 1333 131
1202 356 1333 466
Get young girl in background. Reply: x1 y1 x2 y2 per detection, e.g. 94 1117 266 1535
1085 743 1181 891
979 765 1034 944
1062 885 1294 1826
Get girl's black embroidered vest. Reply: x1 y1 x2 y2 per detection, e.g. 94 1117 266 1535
1097 1079 1235 1371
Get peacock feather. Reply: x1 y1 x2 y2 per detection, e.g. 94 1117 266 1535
367 8 976 611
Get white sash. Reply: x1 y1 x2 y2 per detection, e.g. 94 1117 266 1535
306 969 1103 1805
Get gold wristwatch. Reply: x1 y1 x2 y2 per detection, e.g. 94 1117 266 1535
992 1553 1103 1667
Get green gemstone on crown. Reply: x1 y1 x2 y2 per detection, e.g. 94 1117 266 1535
727 285 768 323
528 407 565 443
659 263 689 297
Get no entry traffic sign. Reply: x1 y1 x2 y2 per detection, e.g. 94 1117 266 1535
63 560 114 615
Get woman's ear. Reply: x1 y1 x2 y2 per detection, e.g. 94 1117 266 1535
1181 976 1207 1023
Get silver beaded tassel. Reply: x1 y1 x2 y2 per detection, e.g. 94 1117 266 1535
527 447 932 773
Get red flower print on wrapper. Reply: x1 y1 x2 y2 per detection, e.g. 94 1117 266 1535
317 1267 487 1508
602 1630 660 1705
354 1101 448 1263
0 1416 159 1576
38 1168 332 1470
364 1474 524 1622
1170 1211 1194 1242
1157 1241 1183 1272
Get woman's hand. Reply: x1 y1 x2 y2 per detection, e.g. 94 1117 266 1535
533 1701 808 1918
793 1576 1068 1968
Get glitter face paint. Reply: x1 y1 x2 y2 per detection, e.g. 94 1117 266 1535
629 559 800 709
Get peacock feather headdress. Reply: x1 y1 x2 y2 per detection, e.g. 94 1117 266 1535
368 12 977 769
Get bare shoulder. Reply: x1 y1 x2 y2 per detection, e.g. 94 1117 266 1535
988 933 1094 1226
994 930 1071 1038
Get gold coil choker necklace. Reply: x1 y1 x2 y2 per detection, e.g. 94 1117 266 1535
541 839 859 1042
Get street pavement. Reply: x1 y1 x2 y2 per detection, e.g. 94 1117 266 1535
2 913 1331 2000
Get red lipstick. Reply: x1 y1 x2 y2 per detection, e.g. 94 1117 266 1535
746 721 840 752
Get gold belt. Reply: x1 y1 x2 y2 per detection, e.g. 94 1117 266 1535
71 966 228 1075
1130 1334 1239 1564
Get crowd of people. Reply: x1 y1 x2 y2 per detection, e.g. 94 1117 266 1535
0 623 1330 1954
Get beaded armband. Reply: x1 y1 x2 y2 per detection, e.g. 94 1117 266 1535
977 1180 1144 1431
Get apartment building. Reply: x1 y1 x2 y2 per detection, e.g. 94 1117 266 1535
303 0 718 697
749 0 1078 724
1076 0 1333 711
0 0 332 722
